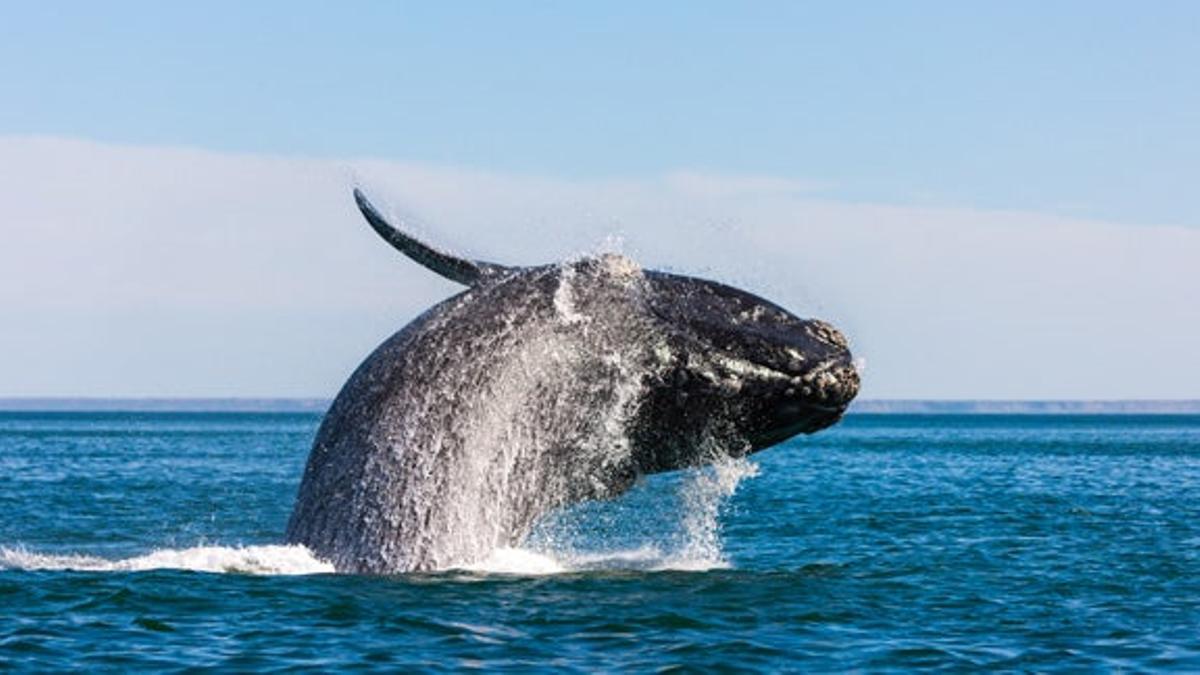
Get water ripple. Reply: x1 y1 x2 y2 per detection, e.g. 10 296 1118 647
2 413 1199 670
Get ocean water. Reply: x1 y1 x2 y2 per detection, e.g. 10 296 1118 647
2 412 1199 671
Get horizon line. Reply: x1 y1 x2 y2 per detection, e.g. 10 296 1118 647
1 397 1198 415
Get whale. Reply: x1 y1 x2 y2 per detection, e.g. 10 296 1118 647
285 189 860 573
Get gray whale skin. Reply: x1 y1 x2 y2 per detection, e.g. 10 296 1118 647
286 190 860 573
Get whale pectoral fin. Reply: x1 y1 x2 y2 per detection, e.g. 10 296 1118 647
353 188 510 286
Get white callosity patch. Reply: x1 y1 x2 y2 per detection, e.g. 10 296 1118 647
594 252 642 280
687 351 790 398
710 353 794 383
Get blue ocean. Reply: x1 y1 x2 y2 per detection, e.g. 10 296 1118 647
2 411 1198 670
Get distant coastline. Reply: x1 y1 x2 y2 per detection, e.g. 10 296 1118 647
1 398 1198 414
850 400 1200 414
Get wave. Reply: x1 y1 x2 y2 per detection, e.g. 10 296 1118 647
0 544 335 575
0 543 728 577
459 545 731 576
0 454 758 578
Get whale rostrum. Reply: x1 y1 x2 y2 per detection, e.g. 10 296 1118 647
285 189 860 573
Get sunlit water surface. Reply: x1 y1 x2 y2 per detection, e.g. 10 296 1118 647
2 412 1198 670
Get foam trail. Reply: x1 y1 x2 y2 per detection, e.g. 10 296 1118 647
0 544 334 575
460 544 729 575
460 547 566 575
0 457 757 578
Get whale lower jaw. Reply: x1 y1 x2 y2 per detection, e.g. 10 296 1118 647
747 404 850 451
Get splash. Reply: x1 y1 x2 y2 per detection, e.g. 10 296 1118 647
552 262 589 325
461 547 566 575
0 544 334 575
513 453 760 575
360 422 759 576
459 542 732 576
8 256 762 577
0 449 757 579
404 261 655 570
669 456 760 567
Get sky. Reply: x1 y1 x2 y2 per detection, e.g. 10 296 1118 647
1 2 1197 399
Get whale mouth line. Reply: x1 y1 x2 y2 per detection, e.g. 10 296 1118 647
737 354 858 398
801 401 851 414
710 349 853 381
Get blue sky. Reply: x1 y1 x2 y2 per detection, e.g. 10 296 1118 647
1 3 1197 398
4 2 1198 225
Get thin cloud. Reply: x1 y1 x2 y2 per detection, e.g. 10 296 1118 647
1 135 1196 399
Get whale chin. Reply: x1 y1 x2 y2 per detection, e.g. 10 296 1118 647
744 354 860 449
748 402 850 450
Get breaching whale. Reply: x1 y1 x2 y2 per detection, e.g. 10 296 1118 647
286 189 860 573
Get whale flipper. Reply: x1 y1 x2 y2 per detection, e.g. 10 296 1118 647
353 188 509 286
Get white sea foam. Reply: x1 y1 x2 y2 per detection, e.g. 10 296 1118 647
0 542 729 577
552 263 589 325
0 451 756 579
459 544 730 576
672 456 760 567
460 457 759 576
0 544 334 575
460 547 567 575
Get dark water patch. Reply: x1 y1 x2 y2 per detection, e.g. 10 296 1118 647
2 413 1199 669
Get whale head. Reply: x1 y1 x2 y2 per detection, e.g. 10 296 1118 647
631 270 860 473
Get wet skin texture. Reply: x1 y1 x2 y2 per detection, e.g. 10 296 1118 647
286 191 860 572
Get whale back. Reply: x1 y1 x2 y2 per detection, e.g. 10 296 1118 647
286 257 665 572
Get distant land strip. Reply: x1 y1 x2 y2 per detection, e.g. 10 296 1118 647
0 398 1198 414
852 400 1200 414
